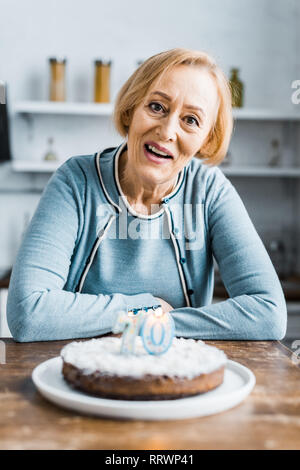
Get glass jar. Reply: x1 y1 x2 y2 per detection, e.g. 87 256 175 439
94 60 111 103
229 68 244 107
49 57 66 101
44 137 57 161
268 139 281 167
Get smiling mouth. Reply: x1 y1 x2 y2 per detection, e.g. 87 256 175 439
144 143 173 159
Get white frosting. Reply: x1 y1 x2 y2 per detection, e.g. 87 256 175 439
61 337 227 379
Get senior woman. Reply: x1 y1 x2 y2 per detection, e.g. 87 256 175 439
7 48 287 342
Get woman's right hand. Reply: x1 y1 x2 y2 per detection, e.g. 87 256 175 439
155 297 174 313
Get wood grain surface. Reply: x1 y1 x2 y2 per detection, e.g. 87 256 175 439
0 337 299 450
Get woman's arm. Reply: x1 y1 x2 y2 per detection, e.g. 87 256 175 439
7 159 157 342
171 170 287 340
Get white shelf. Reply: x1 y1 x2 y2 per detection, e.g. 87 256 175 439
222 166 300 177
11 160 61 172
12 101 300 121
12 101 114 116
232 108 300 121
11 160 300 176
9 102 300 176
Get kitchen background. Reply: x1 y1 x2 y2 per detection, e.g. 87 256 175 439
0 0 300 346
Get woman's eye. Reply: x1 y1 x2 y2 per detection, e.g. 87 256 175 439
149 102 164 113
148 103 200 127
185 116 199 127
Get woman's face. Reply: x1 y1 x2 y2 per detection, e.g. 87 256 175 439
125 64 219 187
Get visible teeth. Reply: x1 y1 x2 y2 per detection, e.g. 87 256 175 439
148 144 171 157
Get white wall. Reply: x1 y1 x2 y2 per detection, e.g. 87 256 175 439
1 0 298 107
0 0 300 275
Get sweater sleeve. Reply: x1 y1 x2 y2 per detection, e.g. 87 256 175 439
6 159 157 342
171 169 287 340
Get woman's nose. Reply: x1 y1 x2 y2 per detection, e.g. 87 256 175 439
156 114 179 141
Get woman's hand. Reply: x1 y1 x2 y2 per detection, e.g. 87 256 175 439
155 297 174 313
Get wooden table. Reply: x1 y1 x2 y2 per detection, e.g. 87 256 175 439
0 338 299 450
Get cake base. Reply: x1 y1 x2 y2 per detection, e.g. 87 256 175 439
62 362 225 401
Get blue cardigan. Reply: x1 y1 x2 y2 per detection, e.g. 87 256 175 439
7 141 287 341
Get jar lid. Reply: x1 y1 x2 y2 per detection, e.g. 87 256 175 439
94 59 112 66
49 57 67 64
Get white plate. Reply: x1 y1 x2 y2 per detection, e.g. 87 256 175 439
32 357 255 421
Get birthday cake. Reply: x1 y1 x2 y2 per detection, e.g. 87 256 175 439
61 337 227 400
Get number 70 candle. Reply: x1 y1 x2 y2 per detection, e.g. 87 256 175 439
113 305 174 355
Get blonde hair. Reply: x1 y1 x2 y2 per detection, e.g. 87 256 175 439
113 48 233 166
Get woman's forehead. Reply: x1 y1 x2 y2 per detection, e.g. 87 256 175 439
147 65 218 109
